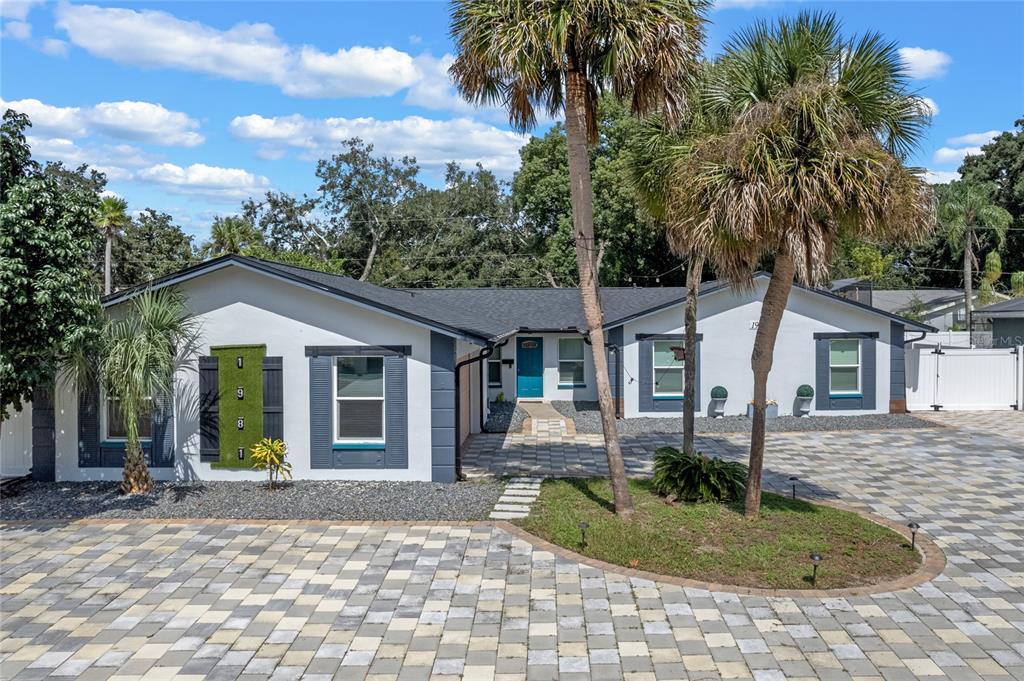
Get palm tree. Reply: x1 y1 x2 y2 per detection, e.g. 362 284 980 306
938 181 1011 338
203 216 263 257
96 196 129 295
101 288 199 493
449 0 709 518
660 12 935 516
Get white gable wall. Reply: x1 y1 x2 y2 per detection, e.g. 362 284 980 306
622 280 894 418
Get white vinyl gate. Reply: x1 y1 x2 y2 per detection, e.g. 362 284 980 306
906 345 1023 411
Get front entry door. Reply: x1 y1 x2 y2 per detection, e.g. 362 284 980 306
516 337 544 398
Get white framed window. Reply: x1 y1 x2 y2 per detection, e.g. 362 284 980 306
828 339 861 395
103 393 152 441
653 340 684 398
487 347 503 388
558 337 585 387
334 356 385 443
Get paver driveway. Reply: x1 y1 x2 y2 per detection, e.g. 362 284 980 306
2 412 1023 680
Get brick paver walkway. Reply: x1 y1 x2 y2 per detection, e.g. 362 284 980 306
2 412 1023 680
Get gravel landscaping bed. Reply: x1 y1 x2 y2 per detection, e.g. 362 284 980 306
483 400 528 433
0 480 504 522
552 400 936 434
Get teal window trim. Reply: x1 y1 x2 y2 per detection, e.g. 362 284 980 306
557 383 586 389
100 440 152 449
333 442 386 450
653 395 683 401
828 393 863 399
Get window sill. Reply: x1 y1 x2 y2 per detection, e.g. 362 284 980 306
333 442 385 450
557 384 586 389
653 395 683 401
828 393 863 399
100 440 152 449
487 384 502 389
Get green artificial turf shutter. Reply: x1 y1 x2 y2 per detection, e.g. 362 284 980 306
199 356 219 461
210 345 265 467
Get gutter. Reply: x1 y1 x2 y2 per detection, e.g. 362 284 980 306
903 331 928 346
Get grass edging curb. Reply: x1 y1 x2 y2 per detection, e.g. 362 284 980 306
494 496 946 598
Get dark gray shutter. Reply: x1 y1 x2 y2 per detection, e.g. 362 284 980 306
262 357 283 441
150 391 174 467
815 340 829 411
384 354 408 469
31 385 56 481
607 326 623 407
430 333 456 482
889 321 906 411
199 356 219 461
861 339 877 410
309 355 333 469
78 377 100 468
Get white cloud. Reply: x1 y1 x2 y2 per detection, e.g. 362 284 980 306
925 169 960 185
0 0 43 20
947 130 1001 147
40 37 68 57
919 97 939 117
2 19 30 40
408 34 422 45
55 3 421 99
1 97 203 146
136 162 271 200
898 47 952 79
25 135 155 181
229 113 528 175
933 146 982 165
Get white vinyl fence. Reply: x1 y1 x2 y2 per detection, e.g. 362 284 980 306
906 344 1023 411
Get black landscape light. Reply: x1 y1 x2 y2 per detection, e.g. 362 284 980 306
907 522 920 551
809 553 823 586
789 476 799 499
578 521 589 550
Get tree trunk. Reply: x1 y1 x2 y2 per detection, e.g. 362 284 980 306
564 63 633 519
360 231 380 281
963 233 973 344
104 230 113 295
682 254 703 454
744 253 795 518
120 416 154 494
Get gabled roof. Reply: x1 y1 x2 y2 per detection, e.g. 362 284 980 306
870 288 970 315
975 297 1024 318
103 256 935 342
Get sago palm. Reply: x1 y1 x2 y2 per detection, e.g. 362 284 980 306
101 287 200 493
449 0 709 518
662 12 935 516
937 181 1011 336
95 196 129 295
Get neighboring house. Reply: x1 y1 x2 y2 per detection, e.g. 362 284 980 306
0 255 932 483
975 298 1024 348
868 289 997 332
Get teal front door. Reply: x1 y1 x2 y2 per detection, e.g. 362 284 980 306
516 337 544 398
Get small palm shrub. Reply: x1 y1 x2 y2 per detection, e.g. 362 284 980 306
652 447 747 503
251 438 292 489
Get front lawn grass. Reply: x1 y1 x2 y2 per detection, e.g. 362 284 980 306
515 478 919 590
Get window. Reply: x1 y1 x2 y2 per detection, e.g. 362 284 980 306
829 339 861 395
558 338 585 387
487 347 502 388
653 340 684 397
104 394 152 441
334 356 385 443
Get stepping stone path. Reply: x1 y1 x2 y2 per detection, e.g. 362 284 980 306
488 476 543 519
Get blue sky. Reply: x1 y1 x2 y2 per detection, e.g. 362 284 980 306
2 1 1022 240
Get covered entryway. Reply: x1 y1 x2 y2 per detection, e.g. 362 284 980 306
516 337 543 398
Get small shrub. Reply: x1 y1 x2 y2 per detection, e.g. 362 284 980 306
797 384 814 398
652 446 747 503
711 385 728 399
251 438 292 489
496 392 506 402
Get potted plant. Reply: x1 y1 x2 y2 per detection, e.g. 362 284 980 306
795 384 814 416
709 386 728 417
746 399 778 419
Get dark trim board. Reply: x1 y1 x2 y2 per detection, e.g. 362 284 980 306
306 345 411 357
813 331 879 340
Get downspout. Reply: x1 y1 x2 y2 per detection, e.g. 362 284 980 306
454 338 509 481
582 330 622 419
903 331 927 346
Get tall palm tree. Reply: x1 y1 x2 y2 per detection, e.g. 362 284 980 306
661 12 935 516
96 196 129 295
449 0 709 518
938 181 1011 339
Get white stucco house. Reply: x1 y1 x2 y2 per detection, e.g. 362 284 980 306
0 255 933 483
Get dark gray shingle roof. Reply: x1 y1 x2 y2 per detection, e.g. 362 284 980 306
870 289 967 314
975 297 1024 317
